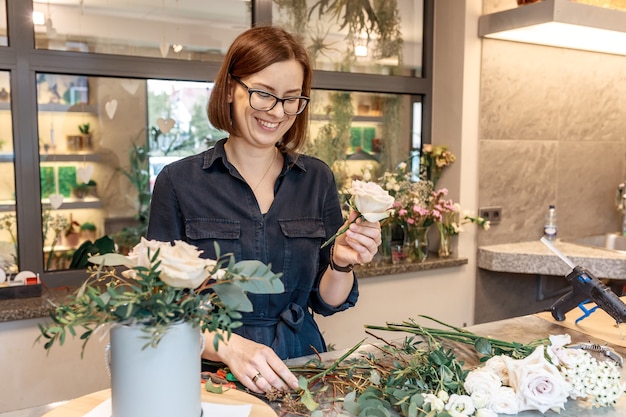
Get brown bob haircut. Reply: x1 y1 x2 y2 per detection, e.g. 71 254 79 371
208 26 313 153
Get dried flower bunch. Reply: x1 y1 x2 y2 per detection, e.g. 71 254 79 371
420 144 456 186
38 238 284 352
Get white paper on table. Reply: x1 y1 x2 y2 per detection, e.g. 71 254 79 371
84 398 252 417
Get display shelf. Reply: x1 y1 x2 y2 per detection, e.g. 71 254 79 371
0 102 10 111
41 197 102 210
0 201 15 212
0 153 14 163
40 153 100 162
310 114 383 123
37 103 97 113
0 198 103 212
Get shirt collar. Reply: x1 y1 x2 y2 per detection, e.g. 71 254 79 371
203 138 307 173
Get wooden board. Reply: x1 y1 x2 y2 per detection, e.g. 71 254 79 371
43 386 277 417
535 296 626 348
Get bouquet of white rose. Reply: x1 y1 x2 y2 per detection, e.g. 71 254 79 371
38 238 284 352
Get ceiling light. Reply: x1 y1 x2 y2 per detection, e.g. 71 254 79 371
478 0 626 56
32 11 45 26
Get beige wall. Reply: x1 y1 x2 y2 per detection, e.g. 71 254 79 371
0 318 109 412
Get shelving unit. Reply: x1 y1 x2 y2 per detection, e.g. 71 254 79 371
0 198 103 212
39 153 100 163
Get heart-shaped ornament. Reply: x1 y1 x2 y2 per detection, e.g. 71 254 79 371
49 193 64 209
160 41 169 58
105 99 118 119
157 117 176 134
120 79 140 95
77 165 94 184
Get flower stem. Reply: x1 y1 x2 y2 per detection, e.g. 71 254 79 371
320 214 363 249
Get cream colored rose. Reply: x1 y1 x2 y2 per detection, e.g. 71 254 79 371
484 355 509 385
464 368 502 398
125 238 211 289
350 180 394 222
475 408 498 417
504 346 570 413
486 386 519 414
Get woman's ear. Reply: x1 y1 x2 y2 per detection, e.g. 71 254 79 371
227 77 234 103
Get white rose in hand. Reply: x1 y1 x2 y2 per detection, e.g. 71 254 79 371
321 180 394 248
124 238 212 289
503 346 570 413
350 180 395 222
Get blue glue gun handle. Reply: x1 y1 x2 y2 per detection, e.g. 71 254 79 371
551 266 626 324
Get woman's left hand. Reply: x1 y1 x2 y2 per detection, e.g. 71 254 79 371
333 211 382 266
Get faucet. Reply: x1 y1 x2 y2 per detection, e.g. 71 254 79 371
617 182 626 236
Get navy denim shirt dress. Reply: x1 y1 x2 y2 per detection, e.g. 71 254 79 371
147 138 359 359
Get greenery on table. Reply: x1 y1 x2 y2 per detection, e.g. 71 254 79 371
265 316 551 417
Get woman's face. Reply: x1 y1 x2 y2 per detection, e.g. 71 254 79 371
229 59 304 148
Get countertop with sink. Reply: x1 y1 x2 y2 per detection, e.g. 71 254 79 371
478 236 626 279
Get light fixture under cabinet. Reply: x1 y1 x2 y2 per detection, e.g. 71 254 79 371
478 0 626 56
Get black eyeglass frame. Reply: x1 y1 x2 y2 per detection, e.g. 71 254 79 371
230 75 310 116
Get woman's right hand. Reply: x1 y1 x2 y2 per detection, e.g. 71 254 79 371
202 332 300 394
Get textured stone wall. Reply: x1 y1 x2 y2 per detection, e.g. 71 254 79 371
476 0 626 322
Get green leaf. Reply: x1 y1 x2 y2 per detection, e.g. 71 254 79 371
301 389 319 411
359 406 391 417
204 380 225 394
212 283 253 312
474 337 493 355
230 260 284 293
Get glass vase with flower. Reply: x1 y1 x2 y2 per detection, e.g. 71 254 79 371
437 202 492 258
393 180 441 263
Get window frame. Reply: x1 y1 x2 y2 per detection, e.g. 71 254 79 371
0 0 433 286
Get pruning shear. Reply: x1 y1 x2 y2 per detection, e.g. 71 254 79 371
568 342 624 367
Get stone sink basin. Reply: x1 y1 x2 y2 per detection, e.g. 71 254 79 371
564 233 626 254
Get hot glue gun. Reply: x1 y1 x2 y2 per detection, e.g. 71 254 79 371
540 237 626 325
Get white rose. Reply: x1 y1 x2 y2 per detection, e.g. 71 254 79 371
158 241 211 288
423 393 445 412
475 408 498 417
464 368 502 399
444 394 475 416
124 238 211 289
504 346 570 413
486 386 519 414
484 355 510 385
349 180 394 222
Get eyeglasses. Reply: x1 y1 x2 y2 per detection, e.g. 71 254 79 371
230 75 309 116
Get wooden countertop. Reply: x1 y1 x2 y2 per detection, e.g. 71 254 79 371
2 311 626 417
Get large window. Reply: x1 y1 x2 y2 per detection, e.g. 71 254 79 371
32 1 250 61
0 0 6 46
0 71 15 275
273 0 423 76
1 0 432 284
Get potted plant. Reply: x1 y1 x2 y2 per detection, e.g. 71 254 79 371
38 238 284 417
71 182 90 199
78 122 93 150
